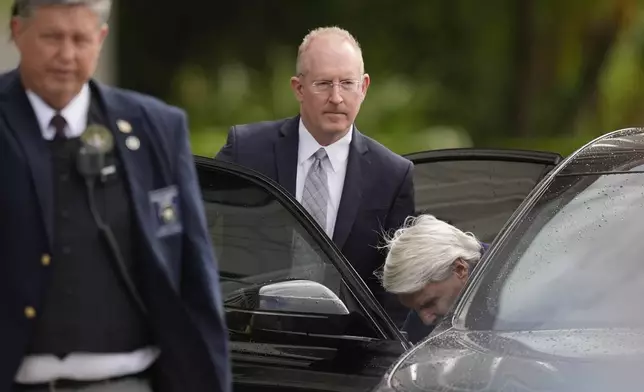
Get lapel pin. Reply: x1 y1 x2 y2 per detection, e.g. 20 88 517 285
125 135 140 151
116 119 132 134
161 206 176 223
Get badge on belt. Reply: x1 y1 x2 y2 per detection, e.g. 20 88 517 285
149 185 182 237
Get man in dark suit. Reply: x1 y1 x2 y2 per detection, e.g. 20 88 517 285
216 26 415 325
0 1 229 391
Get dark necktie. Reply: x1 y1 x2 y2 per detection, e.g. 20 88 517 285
50 113 67 140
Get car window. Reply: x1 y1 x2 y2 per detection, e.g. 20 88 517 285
463 165 644 331
199 167 342 298
196 160 385 341
407 151 559 243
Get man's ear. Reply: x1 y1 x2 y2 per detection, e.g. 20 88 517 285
290 76 304 103
360 73 370 99
99 23 109 43
453 259 469 279
10 16 23 42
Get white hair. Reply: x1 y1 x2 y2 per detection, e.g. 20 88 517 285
380 214 483 295
296 26 364 75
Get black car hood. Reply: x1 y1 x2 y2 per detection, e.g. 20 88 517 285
387 327 644 392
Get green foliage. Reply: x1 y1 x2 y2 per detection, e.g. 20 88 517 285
178 50 478 157
174 46 300 157
117 0 644 158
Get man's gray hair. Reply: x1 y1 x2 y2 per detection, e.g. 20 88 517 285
12 0 112 23
380 214 483 295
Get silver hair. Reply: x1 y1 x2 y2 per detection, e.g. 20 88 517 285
379 214 483 295
296 26 364 75
12 0 112 23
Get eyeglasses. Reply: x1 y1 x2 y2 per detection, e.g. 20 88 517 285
309 79 362 94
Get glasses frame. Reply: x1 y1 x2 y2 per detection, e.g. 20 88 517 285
297 73 365 95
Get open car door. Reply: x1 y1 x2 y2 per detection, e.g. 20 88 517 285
195 157 409 392
404 148 562 243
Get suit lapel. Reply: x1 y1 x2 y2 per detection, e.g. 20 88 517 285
332 128 369 250
92 82 179 289
92 82 160 192
0 70 54 247
274 116 299 194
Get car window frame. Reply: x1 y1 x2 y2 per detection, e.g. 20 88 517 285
404 147 563 167
194 155 409 345
404 148 562 221
404 147 563 239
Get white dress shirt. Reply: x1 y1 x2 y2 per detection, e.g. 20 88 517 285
25 84 90 140
295 119 352 238
16 86 159 384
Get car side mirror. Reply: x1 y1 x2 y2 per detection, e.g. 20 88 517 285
258 279 349 315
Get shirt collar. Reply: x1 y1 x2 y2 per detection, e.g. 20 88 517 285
25 83 91 140
297 119 352 172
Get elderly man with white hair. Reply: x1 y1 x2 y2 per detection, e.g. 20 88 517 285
381 214 488 343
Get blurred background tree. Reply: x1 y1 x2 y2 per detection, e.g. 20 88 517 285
113 0 644 157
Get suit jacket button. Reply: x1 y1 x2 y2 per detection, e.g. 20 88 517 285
41 254 51 266
24 306 36 319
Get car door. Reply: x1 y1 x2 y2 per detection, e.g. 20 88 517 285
195 157 409 392
404 148 562 243
195 147 562 391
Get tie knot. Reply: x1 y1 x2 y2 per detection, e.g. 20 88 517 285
50 113 67 139
313 148 327 161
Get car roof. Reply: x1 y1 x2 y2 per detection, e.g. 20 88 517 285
556 127 644 176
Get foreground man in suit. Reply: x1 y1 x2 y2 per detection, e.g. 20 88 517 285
216 26 415 324
0 1 229 391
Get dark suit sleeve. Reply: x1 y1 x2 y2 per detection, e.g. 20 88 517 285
173 111 231 392
215 126 237 162
385 161 416 231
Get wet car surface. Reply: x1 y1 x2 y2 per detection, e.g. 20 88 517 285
375 128 644 392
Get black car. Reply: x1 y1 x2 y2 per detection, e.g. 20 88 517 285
195 146 562 391
373 127 644 392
